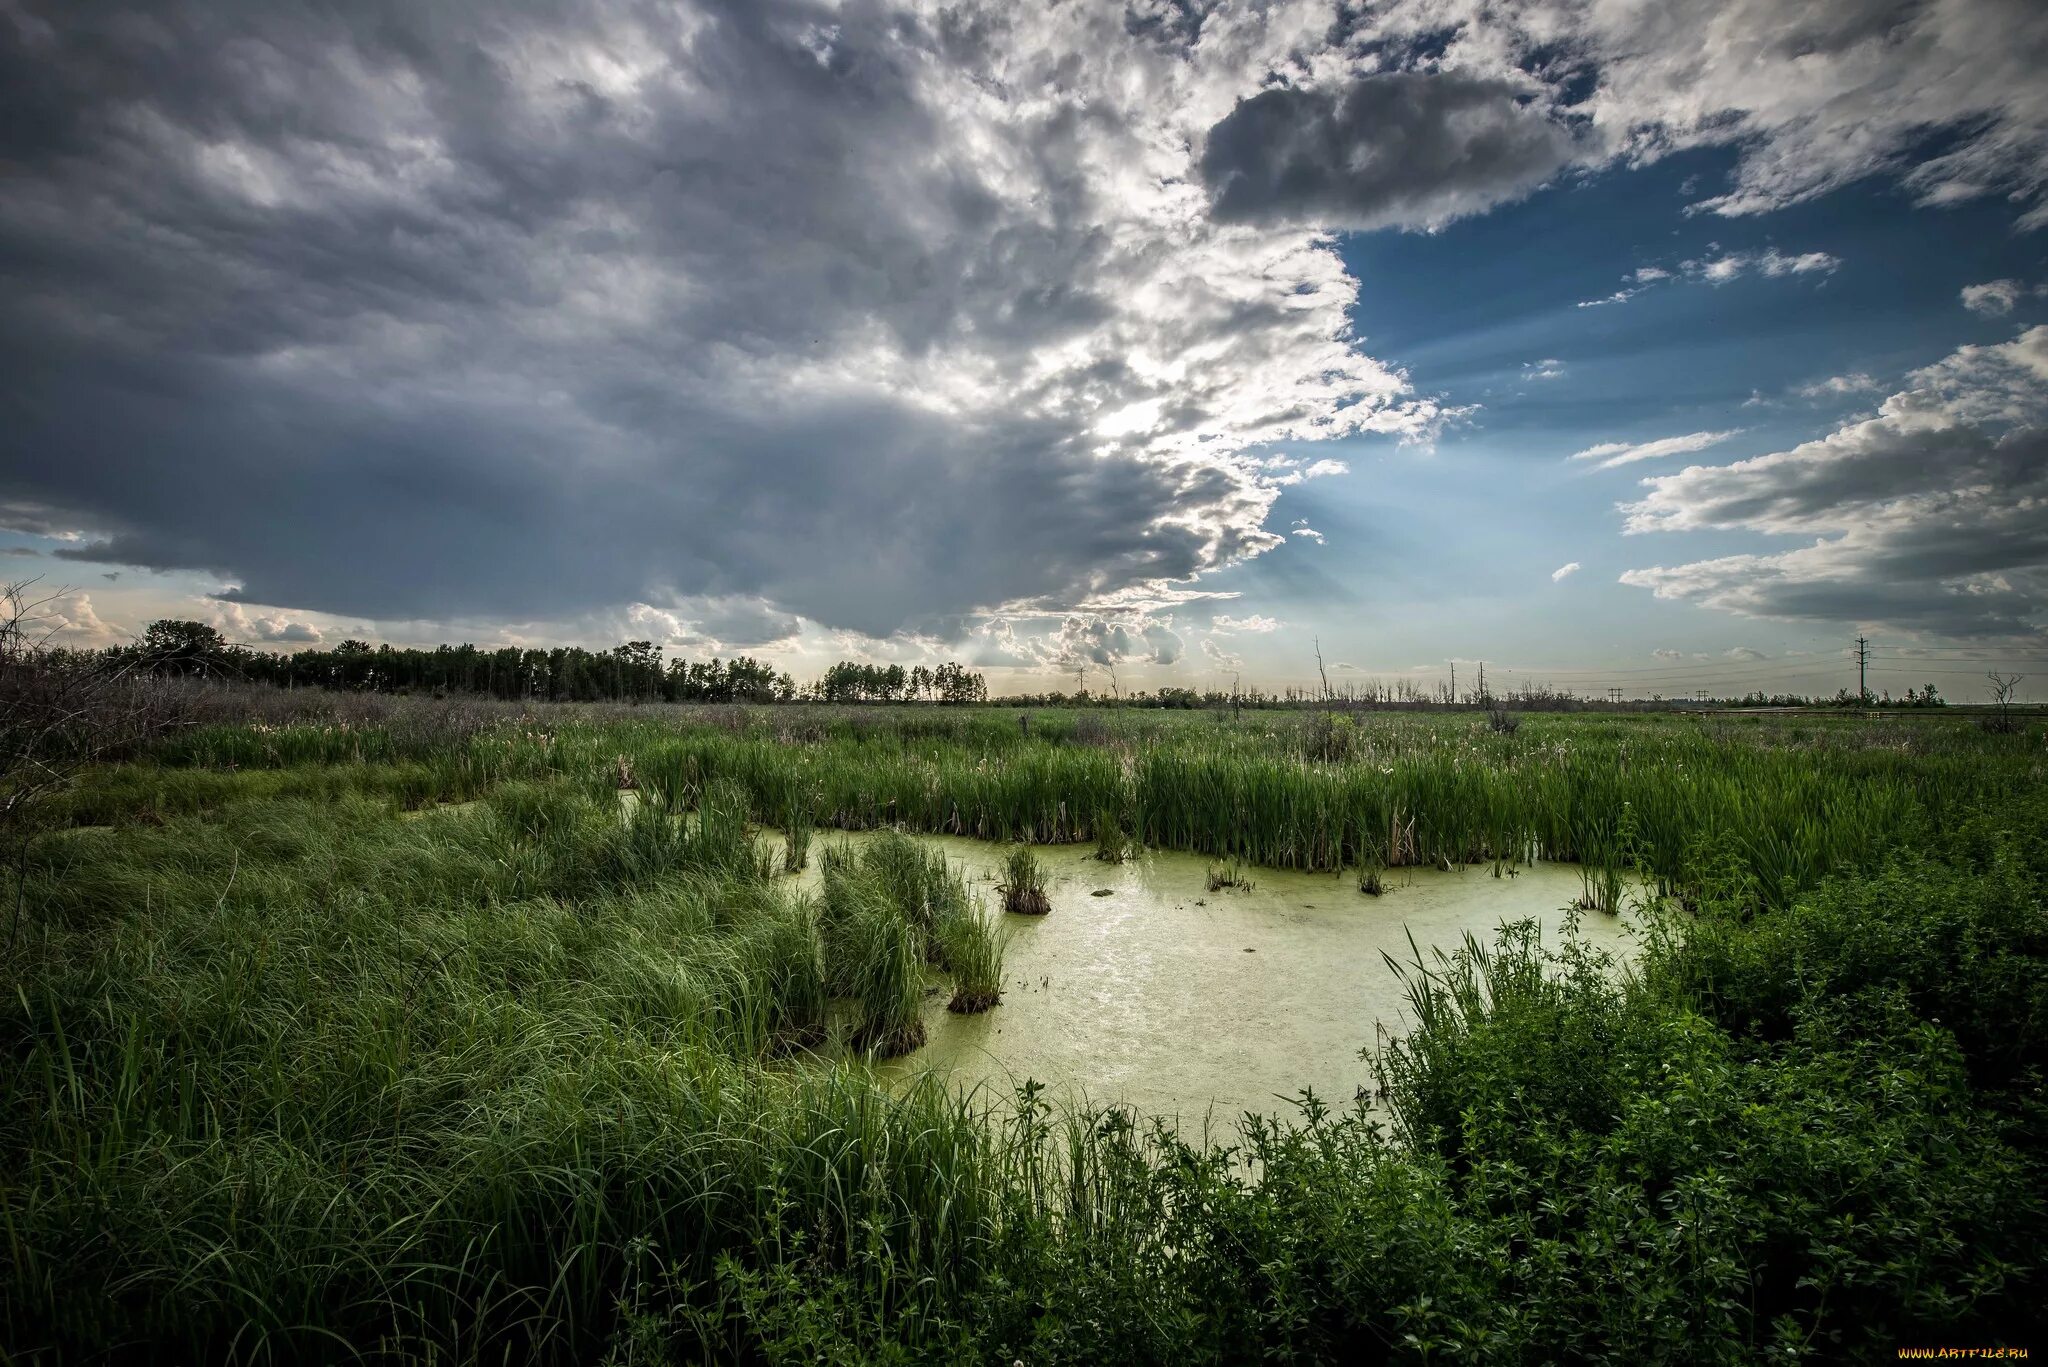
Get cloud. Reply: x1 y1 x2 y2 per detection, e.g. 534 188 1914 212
1578 247 1839 306
1543 0 2048 226
212 601 323 645
1045 612 1182 669
1961 279 2046 316
0 0 1451 643
1216 0 2048 234
1620 327 2048 639
33 590 120 648
1260 455 1351 487
1795 373 1882 400
1211 613 1280 633
10 0 2048 650
1201 637 1244 671
1551 562 1580 581
614 596 801 651
1141 618 1185 666
1569 430 1742 470
1757 249 1841 277
1523 358 1567 382
1724 646 1767 661
1199 73 1579 232
956 617 1060 670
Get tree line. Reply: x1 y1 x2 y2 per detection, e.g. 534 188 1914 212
87 621 989 705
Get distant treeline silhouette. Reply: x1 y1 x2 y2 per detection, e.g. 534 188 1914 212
79 621 992 704
71 620 1951 711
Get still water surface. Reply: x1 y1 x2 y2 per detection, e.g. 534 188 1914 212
786 831 1636 1127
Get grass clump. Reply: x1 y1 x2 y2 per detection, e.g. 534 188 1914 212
938 907 1006 1014
821 871 928 1057
1093 806 1132 863
1207 860 1255 892
818 830 1001 1044
781 798 815 873
999 845 1052 915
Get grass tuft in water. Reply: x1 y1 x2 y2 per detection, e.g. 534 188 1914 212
1207 860 1256 893
939 906 1006 1014
1000 846 1052 916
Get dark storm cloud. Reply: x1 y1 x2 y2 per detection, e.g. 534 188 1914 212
2 0 1421 637
1200 73 1578 231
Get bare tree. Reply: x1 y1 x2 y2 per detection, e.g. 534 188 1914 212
2 581 186 948
1984 670 2026 733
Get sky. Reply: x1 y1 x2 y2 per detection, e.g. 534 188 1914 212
3 0 2047 700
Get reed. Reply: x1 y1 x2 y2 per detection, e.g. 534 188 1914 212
1000 846 1052 916
782 795 816 873
823 874 928 1057
1093 806 1133 863
938 906 1006 1013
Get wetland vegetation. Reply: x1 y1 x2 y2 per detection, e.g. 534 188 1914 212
3 672 2044 1362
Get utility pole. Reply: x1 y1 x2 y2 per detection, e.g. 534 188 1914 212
1855 636 1870 703
1608 686 1622 705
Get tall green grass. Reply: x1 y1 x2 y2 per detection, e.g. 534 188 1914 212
93 704 2039 914
3 710 2043 1360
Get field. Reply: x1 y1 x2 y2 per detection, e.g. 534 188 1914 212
3 689 2045 1362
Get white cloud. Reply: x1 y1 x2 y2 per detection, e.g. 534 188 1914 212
1758 249 1841 277
1620 326 2048 639
1043 612 1183 669
1960 280 2046 316
1568 430 1743 470
1201 637 1244 670
211 600 324 645
1795 373 1882 400
1551 561 1581 581
1211 613 1281 633
1552 1 2048 226
1689 248 1840 283
1579 246 1839 305
1261 455 1353 487
29 590 122 649
1524 358 1568 381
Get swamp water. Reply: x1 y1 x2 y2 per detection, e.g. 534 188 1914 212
783 830 1636 1128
